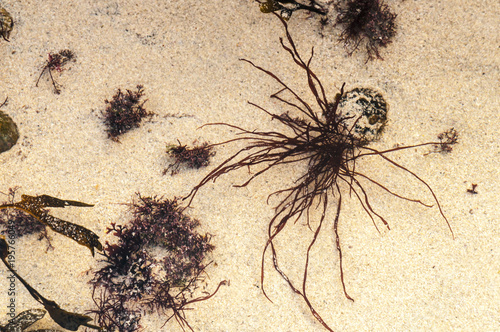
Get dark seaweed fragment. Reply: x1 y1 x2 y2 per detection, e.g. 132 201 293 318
164 141 215 175
259 0 326 20
101 85 154 141
35 50 76 94
89 194 224 331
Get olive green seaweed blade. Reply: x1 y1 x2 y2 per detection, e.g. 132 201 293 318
1 309 46 332
37 195 95 208
41 214 103 256
0 195 102 255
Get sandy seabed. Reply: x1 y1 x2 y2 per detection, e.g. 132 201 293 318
0 0 499 331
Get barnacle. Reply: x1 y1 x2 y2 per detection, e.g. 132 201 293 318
0 194 102 255
0 7 13 42
338 87 388 143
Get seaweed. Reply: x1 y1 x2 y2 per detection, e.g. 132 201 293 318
258 0 326 20
0 193 103 256
0 188 51 248
164 141 215 175
184 15 454 331
467 183 478 195
0 308 63 332
435 127 458 154
89 194 225 331
335 0 397 60
35 50 76 94
101 85 154 141
88 288 141 332
0 236 101 331
424 128 459 155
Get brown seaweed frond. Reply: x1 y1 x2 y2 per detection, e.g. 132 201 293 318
0 194 102 256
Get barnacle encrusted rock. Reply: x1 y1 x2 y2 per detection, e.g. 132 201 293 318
338 87 388 143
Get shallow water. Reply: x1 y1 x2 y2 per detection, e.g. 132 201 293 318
0 1 499 331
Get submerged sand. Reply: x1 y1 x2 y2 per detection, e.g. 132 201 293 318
0 0 499 331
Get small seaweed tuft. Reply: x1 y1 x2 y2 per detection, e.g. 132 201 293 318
89 288 141 332
35 49 76 94
164 141 215 175
89 194 224 331
335 0 397 60
101 85 154 141
424 128 458 155
435 127 458 153
466 183 478 195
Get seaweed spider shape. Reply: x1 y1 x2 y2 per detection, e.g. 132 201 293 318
35 50 75 94
185 15 454 331
0 194 103 256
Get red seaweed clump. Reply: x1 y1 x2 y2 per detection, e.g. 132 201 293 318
335 0 397 60
35 49 76 94
101 85 154 141
89 194 224 331
164 141 215 175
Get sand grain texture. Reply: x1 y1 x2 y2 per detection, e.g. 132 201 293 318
0 0 499 331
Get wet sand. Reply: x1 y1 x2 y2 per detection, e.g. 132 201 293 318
0 0 499 331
